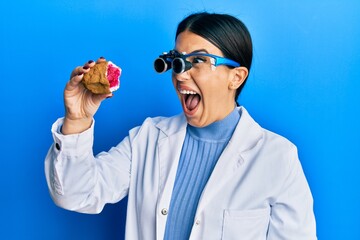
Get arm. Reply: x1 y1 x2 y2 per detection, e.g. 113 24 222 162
45 118 132 214
45 57 129 213
267 147 317 239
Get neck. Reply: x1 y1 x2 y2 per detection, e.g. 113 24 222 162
187 107 240 141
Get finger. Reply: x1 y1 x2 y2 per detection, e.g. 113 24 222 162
70 65 89 79
96 56 106 63
83 59 96 69
66 74 85 91
69 66 81 79
67 65 92 90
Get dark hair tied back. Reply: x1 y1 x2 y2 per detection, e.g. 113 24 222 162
176 12 253 104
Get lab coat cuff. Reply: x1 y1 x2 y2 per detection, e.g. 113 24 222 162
51 117 94 155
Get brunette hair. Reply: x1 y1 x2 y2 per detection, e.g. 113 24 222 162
176 12 253 105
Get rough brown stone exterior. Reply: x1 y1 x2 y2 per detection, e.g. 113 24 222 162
82 62 111 94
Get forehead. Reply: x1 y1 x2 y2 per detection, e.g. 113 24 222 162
175 30 223 56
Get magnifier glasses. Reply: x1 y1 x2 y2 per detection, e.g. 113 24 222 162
154 50 241 74
154 50 193 74
153 50 181 73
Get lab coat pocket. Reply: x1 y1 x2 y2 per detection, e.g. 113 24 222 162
221 207 270 240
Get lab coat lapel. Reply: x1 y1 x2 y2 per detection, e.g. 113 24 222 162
156 113 187 201
196 107 263 212
155 113 187 239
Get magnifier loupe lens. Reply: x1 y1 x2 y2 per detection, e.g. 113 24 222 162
154 58 169 73
154 51 192 74
172 58 185 74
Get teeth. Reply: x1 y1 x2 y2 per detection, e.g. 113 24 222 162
179 89 197 95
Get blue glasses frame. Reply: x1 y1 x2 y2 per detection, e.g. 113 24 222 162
171 52 241 74
183 52 241 68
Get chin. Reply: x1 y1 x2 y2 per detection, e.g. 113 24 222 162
185 116 209 128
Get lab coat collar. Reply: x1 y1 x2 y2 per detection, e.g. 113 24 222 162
154 106 264 234
155 106 263 149
230 106 263 154
155 112 187 137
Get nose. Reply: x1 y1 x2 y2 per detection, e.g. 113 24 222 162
173 69 191 82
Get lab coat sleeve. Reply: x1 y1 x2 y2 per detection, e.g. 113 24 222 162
267 145 317 240
44 118 132 214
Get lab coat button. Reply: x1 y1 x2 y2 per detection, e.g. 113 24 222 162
55 143 60 150
195 219 201 225
161 208 168 215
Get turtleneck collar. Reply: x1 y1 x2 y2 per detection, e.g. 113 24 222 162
187 107 240 142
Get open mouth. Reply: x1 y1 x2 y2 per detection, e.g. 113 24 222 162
179 89 201 112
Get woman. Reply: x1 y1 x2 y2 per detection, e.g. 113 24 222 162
45 12 317 239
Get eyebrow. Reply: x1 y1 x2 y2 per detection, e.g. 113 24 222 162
174 48 209 54
190 49 209 54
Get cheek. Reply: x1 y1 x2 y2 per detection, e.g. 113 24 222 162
198 73 229 99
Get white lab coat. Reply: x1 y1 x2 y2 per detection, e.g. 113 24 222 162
45 106 316 239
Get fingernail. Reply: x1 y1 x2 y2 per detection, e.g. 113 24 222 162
83 66 89 70
78 72 83 76
88 60 94 64
106 95 113 99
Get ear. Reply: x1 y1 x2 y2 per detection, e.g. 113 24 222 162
228 67 248 90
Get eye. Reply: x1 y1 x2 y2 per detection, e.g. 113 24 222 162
190 56 206 64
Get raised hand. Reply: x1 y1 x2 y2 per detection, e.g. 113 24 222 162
62 57 112 134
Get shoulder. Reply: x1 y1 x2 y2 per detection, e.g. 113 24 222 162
238 106 299 169
262 127 297 153
238 107 302 189
239 106 296 150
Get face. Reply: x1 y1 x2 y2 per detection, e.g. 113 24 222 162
173 30 238 127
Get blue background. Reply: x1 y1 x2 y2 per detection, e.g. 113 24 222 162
1 0 359 239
